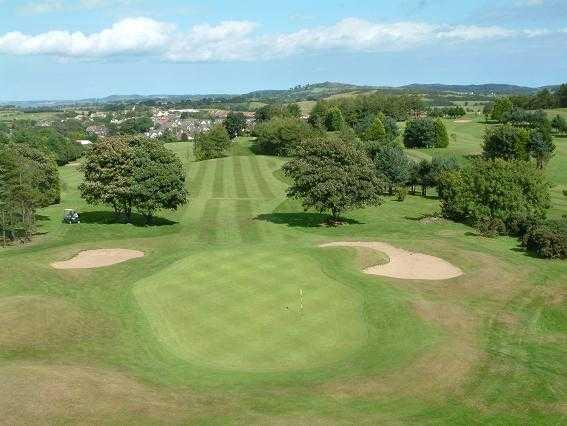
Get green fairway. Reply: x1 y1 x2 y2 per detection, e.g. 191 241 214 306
0 132 566 424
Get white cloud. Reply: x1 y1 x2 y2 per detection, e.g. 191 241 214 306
164 21 258 61
0 17 562 62
0 18 174 57
436 25 516 41
266 19 437 57
523 28 551 37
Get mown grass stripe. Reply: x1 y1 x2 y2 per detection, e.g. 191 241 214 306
232 155 249 198
212 159 225 198
248 156 275 199
198 198 221 243
235 199 261 243
190 161 208 198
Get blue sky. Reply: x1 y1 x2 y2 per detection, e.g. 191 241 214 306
0 0 566 101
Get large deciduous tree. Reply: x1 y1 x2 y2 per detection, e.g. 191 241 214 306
528 128 556 169
403 118 449 148
80 137 188 222
223 112 247 139
491 97 514 122
80 137 135 218
253 117 315 156
374 143 412 195
283 136 383 222
130 139 188 221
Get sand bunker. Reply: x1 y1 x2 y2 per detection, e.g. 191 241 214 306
320 241 463 280
454 119 472 123
51 249 144 270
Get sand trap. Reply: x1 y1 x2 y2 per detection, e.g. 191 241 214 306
454 119 471 123
51 249 144 269
320 241 463 280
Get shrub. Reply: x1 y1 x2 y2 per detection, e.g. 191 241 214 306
362 117 387 143
475 216 506 238
194 124 231 161
433 118 449 148
483 124 529 161
396 187 408 202
324 107 345 131
522 220 567 259
438 158 551 233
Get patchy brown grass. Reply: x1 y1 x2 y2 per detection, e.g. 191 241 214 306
246 415 340 425
0 296 91 352
318 249 530 405
0 363 202 425
319 298 481 402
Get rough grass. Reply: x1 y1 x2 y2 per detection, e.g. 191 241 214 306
0 295 91 353
0 135 565 424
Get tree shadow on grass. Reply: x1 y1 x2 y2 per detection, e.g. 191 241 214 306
255 212 362 228
79 211 177 227
510 246 543 259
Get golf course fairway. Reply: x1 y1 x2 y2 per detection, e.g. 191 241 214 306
0 134 565 424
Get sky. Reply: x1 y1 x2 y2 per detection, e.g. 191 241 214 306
0 0 566 101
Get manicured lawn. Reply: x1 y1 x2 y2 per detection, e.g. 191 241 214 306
0 135 565 424
134 245 368 372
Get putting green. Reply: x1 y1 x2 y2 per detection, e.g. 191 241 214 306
133 246 367 372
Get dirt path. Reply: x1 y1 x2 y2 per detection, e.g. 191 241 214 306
320 241 463 280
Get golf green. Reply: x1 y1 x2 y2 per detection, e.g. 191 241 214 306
134 245 367 371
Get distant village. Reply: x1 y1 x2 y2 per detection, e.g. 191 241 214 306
36 106 257 144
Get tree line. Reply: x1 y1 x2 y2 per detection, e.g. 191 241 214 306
1 119 85 165
0 144 60 246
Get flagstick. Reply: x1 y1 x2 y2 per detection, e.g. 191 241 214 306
299 289 304 313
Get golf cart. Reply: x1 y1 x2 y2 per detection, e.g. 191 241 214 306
63 209 80 224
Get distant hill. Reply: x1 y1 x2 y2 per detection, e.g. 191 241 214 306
233 82 379 102
398 83 559 95
1 81 561 108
